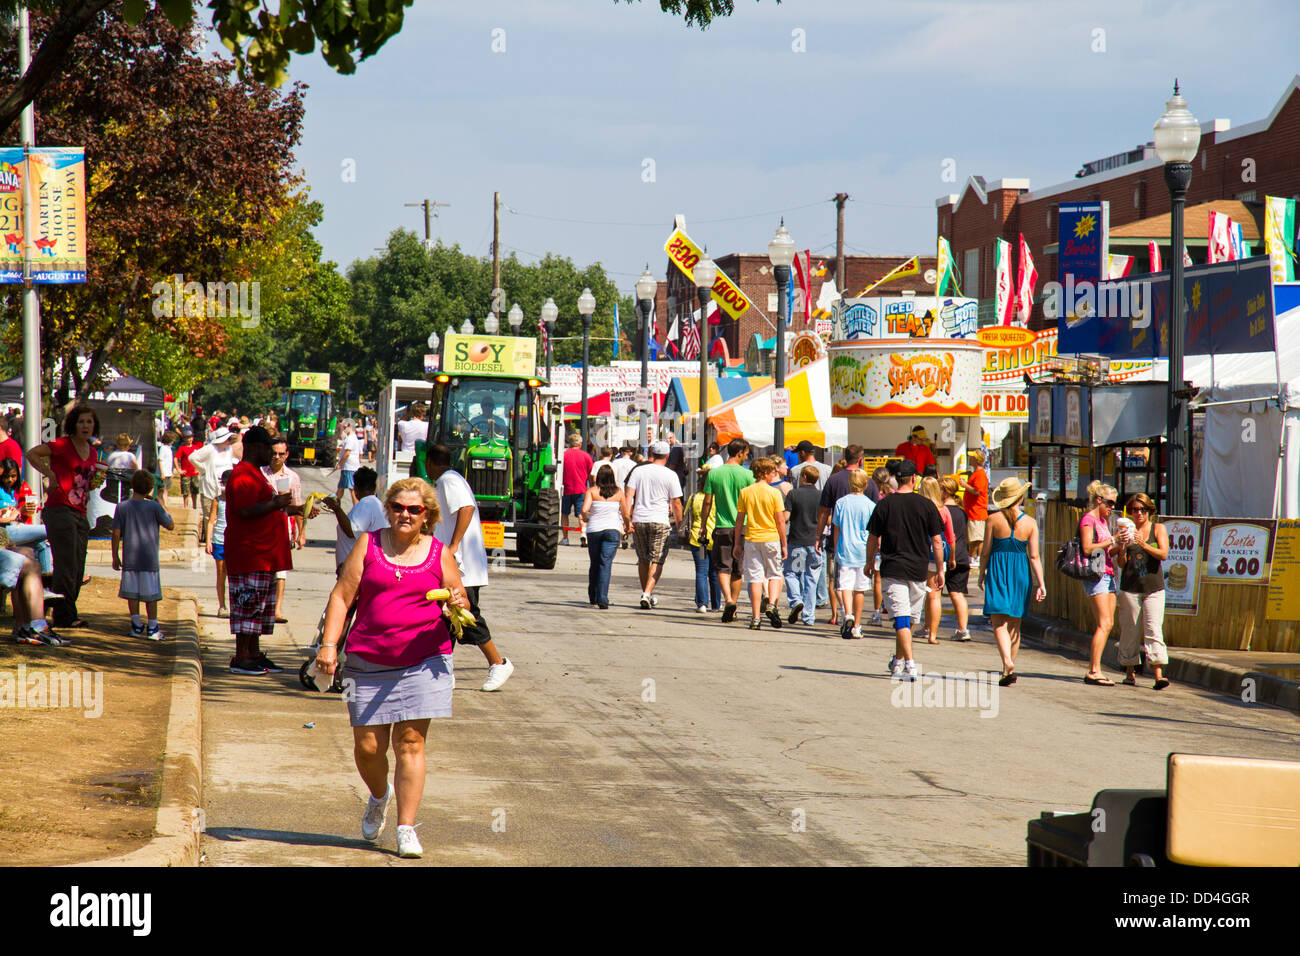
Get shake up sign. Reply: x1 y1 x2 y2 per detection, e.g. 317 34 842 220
828 340 982 417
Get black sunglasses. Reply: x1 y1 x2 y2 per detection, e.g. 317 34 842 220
1102 499 1117 506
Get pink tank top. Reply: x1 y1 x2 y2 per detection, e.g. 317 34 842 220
346 531 451 666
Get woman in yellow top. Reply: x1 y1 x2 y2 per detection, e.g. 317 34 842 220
682 467 720 612
732 457 789 629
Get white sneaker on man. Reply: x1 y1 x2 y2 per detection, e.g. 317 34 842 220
889 656 905 679
697 605 709 613
396 824 423 859
868 610 882 627
361 783 392 841
482 658 515 691
904 659 919 682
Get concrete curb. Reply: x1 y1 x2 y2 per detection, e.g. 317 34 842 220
72 590 204 868
1022 613 1300 715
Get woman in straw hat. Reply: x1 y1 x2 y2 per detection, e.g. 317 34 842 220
978 477 1046 685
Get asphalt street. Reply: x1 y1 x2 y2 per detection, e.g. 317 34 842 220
107 466 1300 866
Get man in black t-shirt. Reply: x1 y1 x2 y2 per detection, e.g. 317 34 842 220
865 459 943 683
782 465 823 625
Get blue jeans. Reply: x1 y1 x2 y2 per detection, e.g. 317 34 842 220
783 545 823 624
690 543 721 609
5 522 53 575
816 546 830 606
587 529 620 605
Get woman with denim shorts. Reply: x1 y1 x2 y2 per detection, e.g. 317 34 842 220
1079 480 1122 685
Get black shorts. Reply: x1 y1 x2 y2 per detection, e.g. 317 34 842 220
456 586 492 646
945 565 971 595
711 527 737 576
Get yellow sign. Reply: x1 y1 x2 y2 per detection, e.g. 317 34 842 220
663 227 755 321
1266 520 1300 620
444 333 537 378
855 256 920 297
977 326 1037 348
0 147 87 284
290 371 331 390
481 522 505 549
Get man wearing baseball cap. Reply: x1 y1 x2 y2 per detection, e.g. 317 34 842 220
622 440 683 609
894 425 937 475
224 426 313 674
189 425 238 546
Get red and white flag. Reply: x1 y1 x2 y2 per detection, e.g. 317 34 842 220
1107 254 1135 279
1183 244 1193 267
1014 233 1037 325
537 316 549 354
1208 210 1237 263
791 249 813 325
1148 241 1162 273
681 313 701 360
994 238 1015 326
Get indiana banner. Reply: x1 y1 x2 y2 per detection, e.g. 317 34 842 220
1015 233 1038 325
1265 195 1298 282
1148 241 1162 273
1208 210 1236 264
994 238 1015 326
935 238 958 296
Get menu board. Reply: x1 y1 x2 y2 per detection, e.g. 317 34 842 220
1163 517 1204 615
1265 520 1300 621
1203 519 1275 585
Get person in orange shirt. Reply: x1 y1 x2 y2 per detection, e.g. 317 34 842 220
960 450 989 561
894 426 937 474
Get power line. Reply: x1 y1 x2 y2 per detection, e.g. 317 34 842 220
503 198 834 228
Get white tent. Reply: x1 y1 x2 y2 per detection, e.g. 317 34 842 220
1185 303 1300 518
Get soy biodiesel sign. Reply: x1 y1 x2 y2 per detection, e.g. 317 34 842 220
444 333 537 378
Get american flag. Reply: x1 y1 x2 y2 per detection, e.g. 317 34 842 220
537 316 549 353
681 312 701 359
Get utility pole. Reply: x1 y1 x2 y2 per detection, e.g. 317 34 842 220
492 191 501 317
833 192 849 297
18 8 42 495
404 199 450 246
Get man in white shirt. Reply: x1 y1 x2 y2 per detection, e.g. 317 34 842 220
704 442 725 471
263 435 305 623
622 440 683 609
396 405 428 453
189 426 237 545
334 420 366 505
424 442 515 692
324 467 387 570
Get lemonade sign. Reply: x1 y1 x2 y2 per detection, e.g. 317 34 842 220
444 333 537 378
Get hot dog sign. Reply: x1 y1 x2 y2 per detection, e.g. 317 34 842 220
828 340 982 417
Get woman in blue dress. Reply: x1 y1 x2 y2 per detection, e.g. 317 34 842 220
978 478 1047 686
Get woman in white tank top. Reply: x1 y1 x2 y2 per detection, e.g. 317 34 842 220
582 464 626 608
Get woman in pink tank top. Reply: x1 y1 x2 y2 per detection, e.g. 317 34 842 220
316 478 469 859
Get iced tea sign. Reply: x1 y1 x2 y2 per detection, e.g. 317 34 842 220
1203 519 1275 585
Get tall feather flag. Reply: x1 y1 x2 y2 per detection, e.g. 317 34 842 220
1148 241 1162 273
994 238 1015 326
1015 233 1037 325
1265 195 1298 282
1208 210 1236 263
537 315 549 355
791 250 813 325
612 301 619 358
1184 245 1193 267
935 237 960 297
1107 255 1135 279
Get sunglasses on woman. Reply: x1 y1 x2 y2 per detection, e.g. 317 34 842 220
388 503 427 516
1102 499 1117 507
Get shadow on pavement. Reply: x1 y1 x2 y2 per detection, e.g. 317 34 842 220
205 826 386 853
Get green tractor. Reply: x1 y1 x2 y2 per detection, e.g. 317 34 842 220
389 333 561 568
281 373 337 466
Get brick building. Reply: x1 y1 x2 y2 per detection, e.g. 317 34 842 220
937 76 1300 330
657 250 938 360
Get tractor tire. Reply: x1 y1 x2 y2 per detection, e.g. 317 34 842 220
531 487 560 570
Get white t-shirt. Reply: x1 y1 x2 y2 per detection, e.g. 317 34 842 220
340 433 365 472
625 462 682 525
158 444 174 478
590 458 620 486
189 443 233 499
706 453 725 470
336 494 388 567
397 419 428 452
610 456 637 488
434 469 488 588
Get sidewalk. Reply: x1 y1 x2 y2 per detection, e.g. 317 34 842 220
1022 612 1300 715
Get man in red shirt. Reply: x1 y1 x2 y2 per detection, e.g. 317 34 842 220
560 432 593 546
223 426 311 675
960 449 989 561
174 427 202 509
0 416 23 472
894 425 937 474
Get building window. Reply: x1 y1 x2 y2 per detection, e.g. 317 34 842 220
768 293 779 312
1236 190 1257 203
964 248 980 299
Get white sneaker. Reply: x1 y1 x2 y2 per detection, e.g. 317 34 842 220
889 656 904 679
954 629 972 642
361 783 392 841
396 824 423 859
904 659 919 682
697 605 709 613
482 658 515 691
868 610 882 627
649 594 659 608
640 593 651 609
850 625 863 639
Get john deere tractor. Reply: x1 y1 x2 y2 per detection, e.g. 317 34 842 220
401 333 560 569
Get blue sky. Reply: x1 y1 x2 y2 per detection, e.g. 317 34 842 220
256 0 1299 298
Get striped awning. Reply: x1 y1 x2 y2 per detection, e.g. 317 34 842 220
710 360 846 448
668 375 771 415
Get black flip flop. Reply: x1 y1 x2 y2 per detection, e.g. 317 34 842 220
999 672 1017 686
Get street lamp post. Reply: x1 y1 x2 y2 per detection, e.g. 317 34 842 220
484 311 499 335
461 317 474 335
577 287 596 450
541 296 558 385
768 220 796 455
692 255 717 494
636 266 657 454
1154 81 1200 515
507 302 523 334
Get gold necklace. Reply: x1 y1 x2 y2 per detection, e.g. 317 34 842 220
388 533 423 580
